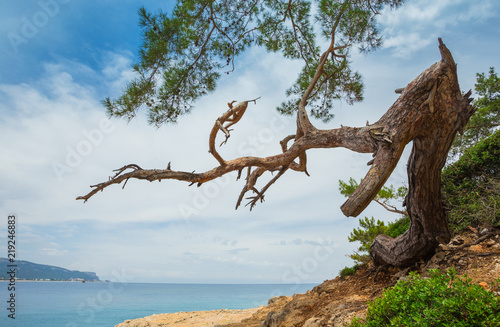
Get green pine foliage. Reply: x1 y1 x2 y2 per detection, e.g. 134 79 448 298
338 178 409 265
442 66 500 232
385 215 410 238
451 67 500 159
104 0 404 126
350 269 500 326
346 216 410 264
442 129 500 231
339 178 407 212
348 217 387 260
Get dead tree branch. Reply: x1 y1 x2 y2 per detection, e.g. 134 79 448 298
78 39 475 268
77 124 377 203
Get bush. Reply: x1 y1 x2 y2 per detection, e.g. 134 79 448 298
386 216 410 238
442 130 500 231
350 268 500 326
339 264 360 278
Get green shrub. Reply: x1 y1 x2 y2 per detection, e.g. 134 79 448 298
442 130 500 231
339 264 360 278
386 216 410 238
350 268 500 326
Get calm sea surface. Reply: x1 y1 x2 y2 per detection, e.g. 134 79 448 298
0 281 315 327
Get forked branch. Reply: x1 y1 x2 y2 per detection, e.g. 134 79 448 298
77 117 378 205
78 40 471 228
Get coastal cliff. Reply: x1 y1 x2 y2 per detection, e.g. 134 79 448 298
116 230 500 327
0 258 100 281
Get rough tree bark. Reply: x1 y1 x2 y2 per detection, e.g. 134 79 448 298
77 39 475 267
367 40 475 266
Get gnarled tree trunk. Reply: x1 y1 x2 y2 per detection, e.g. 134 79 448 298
365 40 475 266
78 39 475 267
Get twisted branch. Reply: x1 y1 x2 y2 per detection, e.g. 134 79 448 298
208 97 260 165
77 120 377 206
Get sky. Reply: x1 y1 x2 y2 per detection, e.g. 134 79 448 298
0 0 499 284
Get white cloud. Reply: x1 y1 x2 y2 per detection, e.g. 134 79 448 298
378 0 497 58
41 242 69 256
2 0 496 282
0 49 370 282
383 32 433 58
100 51 137 97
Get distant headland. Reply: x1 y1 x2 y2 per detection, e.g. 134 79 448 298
0 257 100 282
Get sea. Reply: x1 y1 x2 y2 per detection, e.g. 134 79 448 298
0 281 315 327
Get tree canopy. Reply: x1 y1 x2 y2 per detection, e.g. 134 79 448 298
103 0 403 126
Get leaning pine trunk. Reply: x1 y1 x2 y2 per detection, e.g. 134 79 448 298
364 39 475 266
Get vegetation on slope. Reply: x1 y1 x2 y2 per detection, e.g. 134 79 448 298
342 67 500 326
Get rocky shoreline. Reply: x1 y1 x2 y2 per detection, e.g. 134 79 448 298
114 296 292 327
115 307 262 327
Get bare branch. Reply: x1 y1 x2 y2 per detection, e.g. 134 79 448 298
374 199 407 216
296 0 350 136
280 135 296 153
236 165 290 211
208 97 260 165
78 122 377 206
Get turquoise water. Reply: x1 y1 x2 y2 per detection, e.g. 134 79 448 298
0 281 314 326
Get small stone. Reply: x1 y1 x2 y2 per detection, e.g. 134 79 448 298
480 228 489 235
303 317 322 327
432 251 446 263
268 295 288 305
469 244 483 252
451 236 464 245
435 235 448 245
438 244 451 251
398 276 409 282
485 239 496 247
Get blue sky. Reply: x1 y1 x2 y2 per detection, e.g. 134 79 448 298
0 0 499 284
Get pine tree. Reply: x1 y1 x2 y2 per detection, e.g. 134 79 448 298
79 1 477 268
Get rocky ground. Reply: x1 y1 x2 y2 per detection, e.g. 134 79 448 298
116 229 500 327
